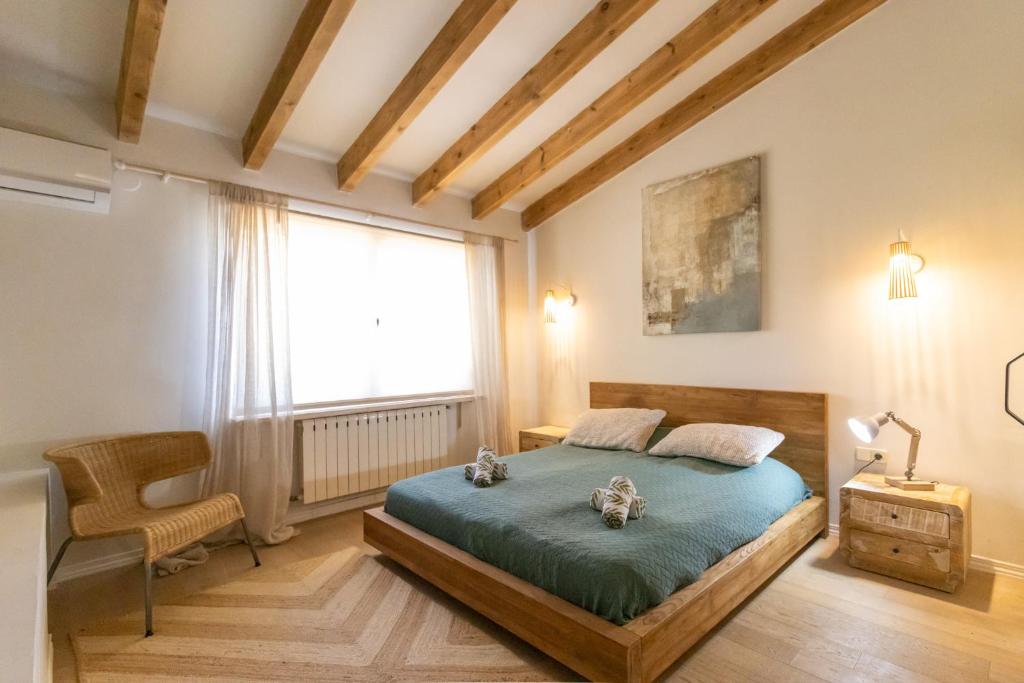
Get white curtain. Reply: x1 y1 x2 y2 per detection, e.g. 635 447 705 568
464 233 513 455
202 182 296 545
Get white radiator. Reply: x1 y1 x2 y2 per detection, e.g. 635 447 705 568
300 405 448 503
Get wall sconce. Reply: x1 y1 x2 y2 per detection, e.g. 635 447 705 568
543 288 577 324
888 233 925 300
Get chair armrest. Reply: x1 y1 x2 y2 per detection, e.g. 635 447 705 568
43 453 102 506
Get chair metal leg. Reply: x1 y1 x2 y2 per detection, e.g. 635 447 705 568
47 537 73 585
144 559 154 637
239 518 261 567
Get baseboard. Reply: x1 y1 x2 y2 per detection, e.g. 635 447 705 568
969 555 1024 581
826 522 1024 580
285 489 387 525
52 546 143 584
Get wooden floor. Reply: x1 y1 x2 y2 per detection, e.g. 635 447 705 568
50 508 1024 682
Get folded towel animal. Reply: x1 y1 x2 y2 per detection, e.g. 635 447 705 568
590 487 646 520
591 475 645 528
464 446 508 487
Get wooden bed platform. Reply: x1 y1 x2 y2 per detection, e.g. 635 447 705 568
364 382 829 683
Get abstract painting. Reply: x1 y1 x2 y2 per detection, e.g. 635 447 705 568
642 156 761 335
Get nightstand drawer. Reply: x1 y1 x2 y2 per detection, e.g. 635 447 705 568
519 436 554 452
850 496 949 540
849 529 950 574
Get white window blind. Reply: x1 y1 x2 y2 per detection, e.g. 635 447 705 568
289 212 472 405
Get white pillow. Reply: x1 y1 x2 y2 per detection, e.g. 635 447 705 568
563 408 667 452
648 423 784 466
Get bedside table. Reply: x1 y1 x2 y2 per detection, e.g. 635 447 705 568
840 473 971 592
519 425 569 452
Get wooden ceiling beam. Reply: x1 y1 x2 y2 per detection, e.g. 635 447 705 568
521 0 887 230
115 0 167 143
411 0 656 207
472 0 775 220
242 0 356 170
336 0 514 192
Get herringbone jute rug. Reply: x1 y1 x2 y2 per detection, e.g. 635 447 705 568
71 546 577 681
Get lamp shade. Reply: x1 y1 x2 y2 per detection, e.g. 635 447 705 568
543 290 557 324
889 240 918 299
848 412 889 443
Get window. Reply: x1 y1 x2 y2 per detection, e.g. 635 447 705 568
288 212 472 405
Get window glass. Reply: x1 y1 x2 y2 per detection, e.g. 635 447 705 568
289 212 472 404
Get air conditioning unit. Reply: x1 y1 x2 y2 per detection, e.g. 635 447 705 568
0 127 112 213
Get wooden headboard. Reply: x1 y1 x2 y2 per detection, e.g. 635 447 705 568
590 382 829 501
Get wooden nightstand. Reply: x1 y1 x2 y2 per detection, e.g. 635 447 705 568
519 425 569 452
840 473 971 592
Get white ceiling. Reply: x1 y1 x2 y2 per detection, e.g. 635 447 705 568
0 0 126 99
0 0 825 209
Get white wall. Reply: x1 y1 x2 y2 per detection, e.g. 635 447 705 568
533 0 1024 565
0 171 212 571
0 79 530 574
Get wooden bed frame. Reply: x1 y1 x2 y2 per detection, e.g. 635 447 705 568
363 382 829 682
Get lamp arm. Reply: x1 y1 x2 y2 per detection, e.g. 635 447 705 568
886 411 922 480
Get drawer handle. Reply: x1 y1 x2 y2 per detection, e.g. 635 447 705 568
892 547 900 554
891 513 898 519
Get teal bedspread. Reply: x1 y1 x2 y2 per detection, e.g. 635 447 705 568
384 441 810 624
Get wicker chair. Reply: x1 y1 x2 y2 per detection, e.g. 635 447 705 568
44 431 260 636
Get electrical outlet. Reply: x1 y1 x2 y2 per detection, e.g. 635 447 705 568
855 446 887 464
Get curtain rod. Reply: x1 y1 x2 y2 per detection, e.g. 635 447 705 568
112 159 519 244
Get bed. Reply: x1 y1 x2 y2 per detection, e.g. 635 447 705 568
363 383 828 682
